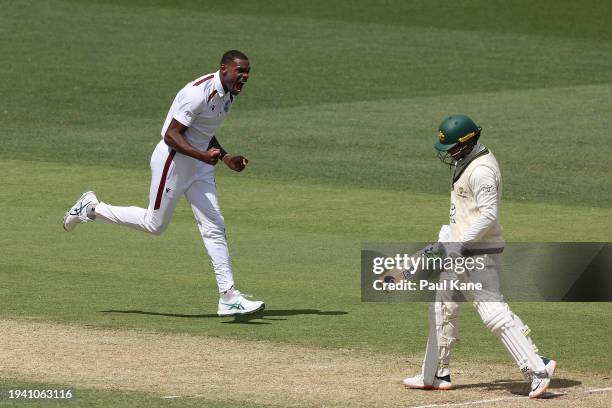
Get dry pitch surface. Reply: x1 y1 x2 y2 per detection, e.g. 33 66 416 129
1 319 610 408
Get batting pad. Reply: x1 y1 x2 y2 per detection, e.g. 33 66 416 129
422 301 460 384
475 302 546 379
438 224 451 242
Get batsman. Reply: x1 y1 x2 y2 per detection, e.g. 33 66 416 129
402 115 556 398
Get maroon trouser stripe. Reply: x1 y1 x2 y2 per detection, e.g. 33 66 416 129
154 149 176 210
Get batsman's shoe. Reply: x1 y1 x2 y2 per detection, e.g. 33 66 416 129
217 289 265 317
529 357 557 398
403 373 453 390
63 191 98 232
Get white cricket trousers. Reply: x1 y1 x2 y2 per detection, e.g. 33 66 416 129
95 140 234 292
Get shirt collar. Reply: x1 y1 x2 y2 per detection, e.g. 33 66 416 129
453 142 488 182
213 71 226 97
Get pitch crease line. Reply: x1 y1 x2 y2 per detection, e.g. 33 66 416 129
409 396 526 408
585 387 612 393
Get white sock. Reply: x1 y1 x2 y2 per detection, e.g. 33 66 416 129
221 286 237 302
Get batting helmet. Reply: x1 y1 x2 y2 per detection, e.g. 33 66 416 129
434 115 481 152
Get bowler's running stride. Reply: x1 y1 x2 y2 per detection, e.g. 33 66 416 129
63 50 264 317
403 115 556 398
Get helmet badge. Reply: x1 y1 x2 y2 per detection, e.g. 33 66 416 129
438 131 446 143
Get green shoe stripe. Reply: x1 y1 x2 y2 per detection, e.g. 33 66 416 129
221 302 245 310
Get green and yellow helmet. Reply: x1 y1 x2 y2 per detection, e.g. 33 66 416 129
434 114 481 152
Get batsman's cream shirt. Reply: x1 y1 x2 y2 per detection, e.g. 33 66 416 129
161 71 233 150
449 144 504 248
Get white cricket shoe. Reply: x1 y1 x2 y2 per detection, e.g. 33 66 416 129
63 191 98 232
403 373 453 390
217 288 265 317
529 357 557 398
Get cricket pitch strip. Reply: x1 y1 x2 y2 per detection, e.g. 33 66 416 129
0 319 610 407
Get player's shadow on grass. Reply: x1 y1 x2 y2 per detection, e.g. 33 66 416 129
454 377 580 397
100 309 348 324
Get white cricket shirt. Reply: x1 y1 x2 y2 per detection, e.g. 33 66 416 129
449 144 504 247
161 71 233 149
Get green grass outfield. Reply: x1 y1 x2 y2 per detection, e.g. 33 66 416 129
1 0 612 405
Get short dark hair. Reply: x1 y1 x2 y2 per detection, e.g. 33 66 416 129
220 50 248 65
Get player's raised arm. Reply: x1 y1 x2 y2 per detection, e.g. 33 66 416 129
164 118 221 165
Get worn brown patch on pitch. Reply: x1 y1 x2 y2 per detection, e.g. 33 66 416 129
0 319 610 407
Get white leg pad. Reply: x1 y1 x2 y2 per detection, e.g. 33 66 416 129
475 302 545 379
422 301 460 384
511 313 540 355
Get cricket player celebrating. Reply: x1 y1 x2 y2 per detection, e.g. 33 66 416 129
62 50 264 317
403 115 556 398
